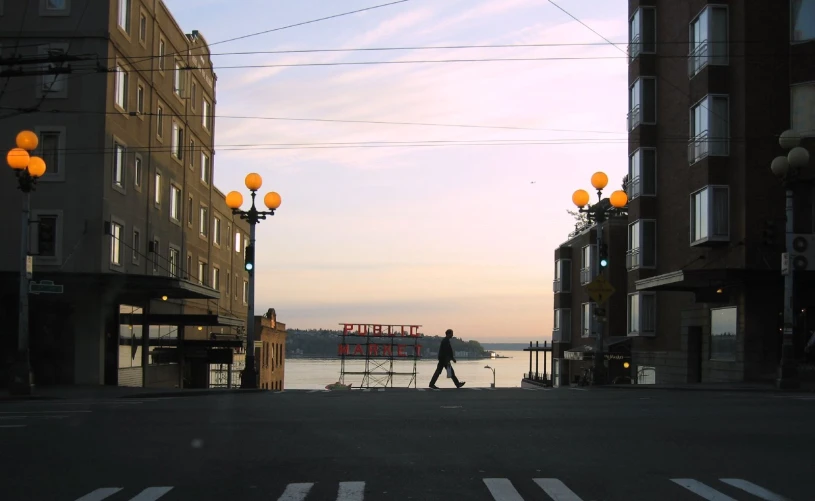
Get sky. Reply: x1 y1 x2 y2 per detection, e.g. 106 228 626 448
164 0 629 343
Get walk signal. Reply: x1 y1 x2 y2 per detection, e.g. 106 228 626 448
244 245 255 271
599 243 609 270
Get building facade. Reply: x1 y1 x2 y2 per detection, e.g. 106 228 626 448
552 217 630 386
257 309 287 391
0 0 253 389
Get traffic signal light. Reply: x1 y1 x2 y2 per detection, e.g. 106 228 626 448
599 243 609 270
244 245 255 271
761 220 776 246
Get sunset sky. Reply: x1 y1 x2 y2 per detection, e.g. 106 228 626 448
165 0 629 342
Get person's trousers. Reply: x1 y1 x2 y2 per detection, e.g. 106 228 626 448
430 359 459 386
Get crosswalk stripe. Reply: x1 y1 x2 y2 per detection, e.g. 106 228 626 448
671 479 738 500
277 482 314 501
483 478 524 501
130 487 174 501
720 479 789 501
534 478 584 501
337 481 365 501
74 487 123 501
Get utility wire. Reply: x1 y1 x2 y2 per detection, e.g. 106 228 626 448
0 0 30 108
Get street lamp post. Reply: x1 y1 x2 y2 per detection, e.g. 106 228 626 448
7 130 47 396
225 173 281 390
484 365 495 388
770 129 810 390
572 172 628 385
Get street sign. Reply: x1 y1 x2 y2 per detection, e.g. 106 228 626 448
29 280 64 294
586 275 615 305
782 252 790 276
25 256 33 279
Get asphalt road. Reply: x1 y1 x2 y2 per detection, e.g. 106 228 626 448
2 387 814 501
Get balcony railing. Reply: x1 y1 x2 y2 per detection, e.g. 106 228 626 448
627 104 642 132
553 279 562 293
628 34 642 60
626 175 641 200
688 41 709 78
688 131 729 164
626 248 641 270
580 267 593 285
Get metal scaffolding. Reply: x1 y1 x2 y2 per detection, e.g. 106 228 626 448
337 325 422 389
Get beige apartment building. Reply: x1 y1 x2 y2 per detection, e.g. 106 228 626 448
0 0 254 389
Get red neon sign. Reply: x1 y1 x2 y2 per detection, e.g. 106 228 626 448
341 323 422 337
338 343 421 357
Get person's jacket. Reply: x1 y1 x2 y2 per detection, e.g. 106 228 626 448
438 337 454 362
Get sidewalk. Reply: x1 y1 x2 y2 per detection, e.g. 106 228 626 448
592 382 815 393
0 385 266 402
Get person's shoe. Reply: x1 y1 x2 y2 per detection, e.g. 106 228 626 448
429 384 439 389
456 382 466 388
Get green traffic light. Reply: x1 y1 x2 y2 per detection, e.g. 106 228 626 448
600 259 608 267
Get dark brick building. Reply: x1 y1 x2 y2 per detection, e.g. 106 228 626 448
554 0 815 385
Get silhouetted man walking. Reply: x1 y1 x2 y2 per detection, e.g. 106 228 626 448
430 329 465 389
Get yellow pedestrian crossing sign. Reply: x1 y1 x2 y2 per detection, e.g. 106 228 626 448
586 275 615 305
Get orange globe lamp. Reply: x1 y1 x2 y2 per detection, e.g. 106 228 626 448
225 191 243 210
264 192 281 210
7 148 30 170
591 171 608 190
572 189 590 208
245 173 262 191
16 130 38 151
610 190 628 208
27 156 46 178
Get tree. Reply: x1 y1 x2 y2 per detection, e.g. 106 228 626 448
566 209 591 237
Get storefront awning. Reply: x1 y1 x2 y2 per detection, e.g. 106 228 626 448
564 337 631 361
119 313 244 327
16 272 221 301
635 269 780 293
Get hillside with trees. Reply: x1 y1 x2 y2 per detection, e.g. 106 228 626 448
285 328 488 359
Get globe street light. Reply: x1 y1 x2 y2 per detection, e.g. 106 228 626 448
770 129 810 389
226 173 281 389
572 172 628 385
7 130 47 396
484 365 496 388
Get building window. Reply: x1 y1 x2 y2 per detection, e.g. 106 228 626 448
689 95 729 164
191 81 197 109
138 12 146 43
553 308 571 343
235 275 239 299
690 185 729 245
152 239 160 273
627 220 656 270
189 138 195 168
186 254 192 280
628 7 655 60
203 99 212 130
131 229 140 264
113 142 125 188
628 77 656 131
627 293 656 336
37 43 68 95
227 271 231 294
201 152 210 184
158 39 165 72
710 306 737 361
118 0 131 33
198 261 207 285
214 217 221 245
172 123 183 160
174 60 186 96
136 84 144 115
580 302 597 338
110 222 123 265
235 232 241 253
212 267 220 290
188 195 193 226
36 129 62 177
199 206 208 237
114 64 128 111
45 0 67 10
36 214 58 258
169 247 179 277
156 105 164 138
154 172 161 205
553 259 571 293
627 148 656 199
243 280 248 304
791 83 815 137
689 5 728 78
170 185 181 221
792 0 815 42
579 245 596 285
134 155 142 189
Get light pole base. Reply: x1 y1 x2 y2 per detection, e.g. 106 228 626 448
776 364 800 390
8 359 33 396
240 368 258 389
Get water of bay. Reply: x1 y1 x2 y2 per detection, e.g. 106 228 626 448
283 350 552 389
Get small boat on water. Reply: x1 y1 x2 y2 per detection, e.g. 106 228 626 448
325 382 353 391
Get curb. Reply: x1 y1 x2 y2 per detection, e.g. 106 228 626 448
121 389 267 399
592 385 815 393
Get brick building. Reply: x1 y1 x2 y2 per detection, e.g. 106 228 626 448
257 309 287 391
0 0 252 389
553 1 815 385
